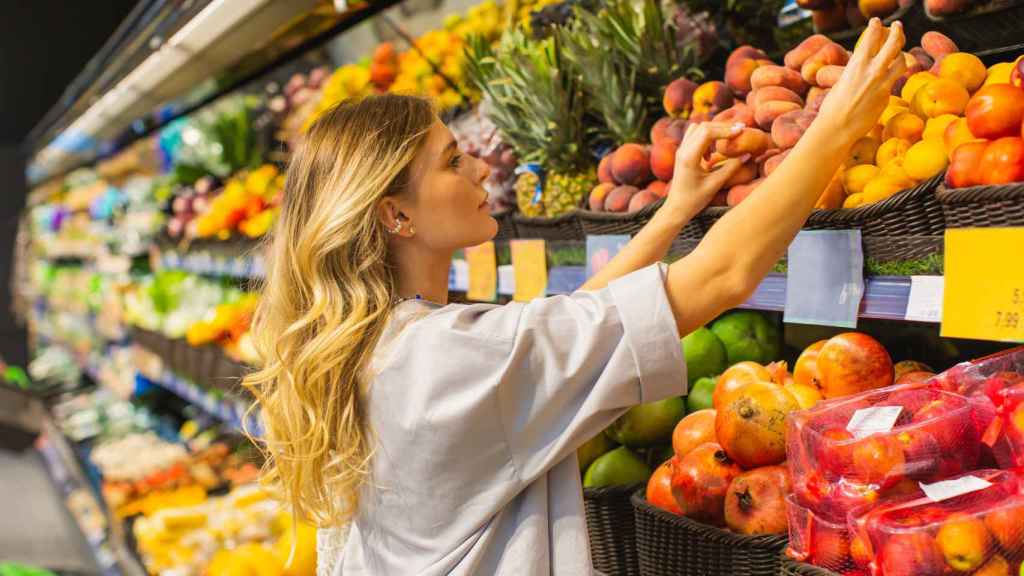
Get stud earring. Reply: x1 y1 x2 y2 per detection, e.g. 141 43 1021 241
389 221 403 234
408 226 416 235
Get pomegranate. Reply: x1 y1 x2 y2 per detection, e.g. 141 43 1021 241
646 457 682 514
716 381 800 468
817 333 893 398
671 442 742 526
724 465 791 535
671 409 717 460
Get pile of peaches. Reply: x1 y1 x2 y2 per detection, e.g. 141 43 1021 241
800 0 907 35
646 332 907 537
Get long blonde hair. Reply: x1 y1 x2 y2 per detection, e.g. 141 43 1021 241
244 94 435 526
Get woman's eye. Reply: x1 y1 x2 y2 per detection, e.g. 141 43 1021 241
449 154 463 169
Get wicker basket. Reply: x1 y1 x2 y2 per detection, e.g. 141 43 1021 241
924 0 1024 52
491 208 519 240
861 235 944 262
804 173 945 236
513 211 584 241
697 206 729 232
778 558 842 576
632 491 788 576
935 182 1024 228
579 199 705 240
585 484 643 576
826 1 928 49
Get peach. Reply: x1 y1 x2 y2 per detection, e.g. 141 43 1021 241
805 87 829 112
589 183 615 211
983 62 1015 88
645 180 668 199
859 0 898 17
650 116 674 146
862 176 908 204
713 103 756 128
844 164 881 195
926 0 973 16
598 154 615 184
709 190 729 206
761 150 790 177
751 65 808 96
785 34 831 70
727 45 770 71
944 117 981 157
847 136 881 166
974 555 1011 576
693 81 734 118
880 102 911 127
726 57 765 97
966 83 1024 139
885 111 925 142
902 51 925 76
665 118 690 143
939 52 987 93
880 159 917 188
815 65 845 88
628 189 660 212
921 31 958 60
847 0 869 26
844 193 865 208
755 100 803 130
1011 55 1024 87
650 140 679 182
912 77 970 118
771 109 816 149
978 136 1024 185
717 128 774 158
604 185 639 212
801 43 850 86
750 86 804 110
812 2 848 33
727 178 764 206
929 53 946 75
724 161 759 187
921 114 958 141
664 77 699 117
945 141 988 188
816 171 846 209
611 144 652 186
909 47 935 71
901 71 939 103
904 139 948 180
876 137 912 167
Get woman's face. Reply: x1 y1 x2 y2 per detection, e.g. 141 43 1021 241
403 119 497 251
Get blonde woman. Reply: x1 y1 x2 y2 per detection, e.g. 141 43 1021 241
246 20 905 576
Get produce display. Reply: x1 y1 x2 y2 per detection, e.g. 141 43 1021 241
801 0 903 35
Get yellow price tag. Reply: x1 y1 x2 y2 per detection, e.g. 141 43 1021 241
465 241 497 302
942 228 1024 342
511 239 547 302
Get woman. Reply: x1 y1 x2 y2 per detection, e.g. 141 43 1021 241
245 19 905 576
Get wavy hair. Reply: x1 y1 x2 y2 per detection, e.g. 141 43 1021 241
244 94 435 526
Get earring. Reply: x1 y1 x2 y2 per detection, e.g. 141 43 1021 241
388 221 403 234
408 226 416 235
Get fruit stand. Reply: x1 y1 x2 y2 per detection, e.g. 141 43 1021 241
16 0 1024 575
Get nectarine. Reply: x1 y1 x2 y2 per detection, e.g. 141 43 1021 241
966 84 1024 140
978 136 1024 185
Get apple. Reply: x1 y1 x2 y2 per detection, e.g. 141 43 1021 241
936 513 991 572
880 532 946 576
851 436 905 488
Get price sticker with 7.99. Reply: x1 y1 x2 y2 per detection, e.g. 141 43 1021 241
943 229 1024 343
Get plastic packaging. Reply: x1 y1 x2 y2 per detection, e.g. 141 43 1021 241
787 384 981 519
851 469 1024 576
785 493 859 575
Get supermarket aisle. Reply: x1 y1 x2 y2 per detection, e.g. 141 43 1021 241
0 447 99 573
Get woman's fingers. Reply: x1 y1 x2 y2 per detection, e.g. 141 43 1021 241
883 48 908 86
848 18 883 70
871 22 905 76
677 122 745 168
705 157 744 190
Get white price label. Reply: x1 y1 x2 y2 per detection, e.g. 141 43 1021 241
920 475 993 502
497 265 515 296
846 406 903 439
450 260 469 292
905 276 945 323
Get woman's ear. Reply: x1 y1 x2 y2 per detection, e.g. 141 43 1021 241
378 197 414 237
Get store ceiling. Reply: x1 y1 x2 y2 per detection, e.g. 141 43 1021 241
0 0 138 146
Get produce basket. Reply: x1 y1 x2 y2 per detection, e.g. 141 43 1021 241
491 207 518 240
860 234 944 262
632 491 788 576
578 199 705 241
584 484 643 576
924 0 1024 52
697 206 729 232
826 1 929 50
935 182 1024 228
513 211 585 241
778 558 841 576
804 172 945 236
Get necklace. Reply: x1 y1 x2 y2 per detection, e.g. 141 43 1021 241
392 293 444 307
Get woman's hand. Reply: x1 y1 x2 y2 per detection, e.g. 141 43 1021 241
815 18 907 147
665 121 745 215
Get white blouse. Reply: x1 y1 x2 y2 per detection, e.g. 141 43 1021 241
320 263 687 575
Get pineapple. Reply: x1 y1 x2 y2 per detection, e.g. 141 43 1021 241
466 30 593 218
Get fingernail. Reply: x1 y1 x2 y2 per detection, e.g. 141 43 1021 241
731 122 745 133
870 17 880 26
738 154 752 164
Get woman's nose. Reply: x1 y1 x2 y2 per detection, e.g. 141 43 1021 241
477 156 491 183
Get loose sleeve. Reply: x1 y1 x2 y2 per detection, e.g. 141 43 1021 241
491 263 688 483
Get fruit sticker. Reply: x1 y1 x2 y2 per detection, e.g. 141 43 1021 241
919 475 993 503
510 239 546 302
943 228 1024 342
846 406 903 439
465 241 497 302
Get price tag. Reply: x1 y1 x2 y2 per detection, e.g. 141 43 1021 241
905 276 944 323
511 239 547 301
586 235 630 278
920 475 993 503
497 265 516 296
943 228 1024 342
846 406 902 439
784 230 864 328
465 241 497 302
449 259 469 291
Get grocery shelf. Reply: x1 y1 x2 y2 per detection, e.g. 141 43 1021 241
37 413 146 576
158 245 265 279
450 266 941 324
136 371 261 437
